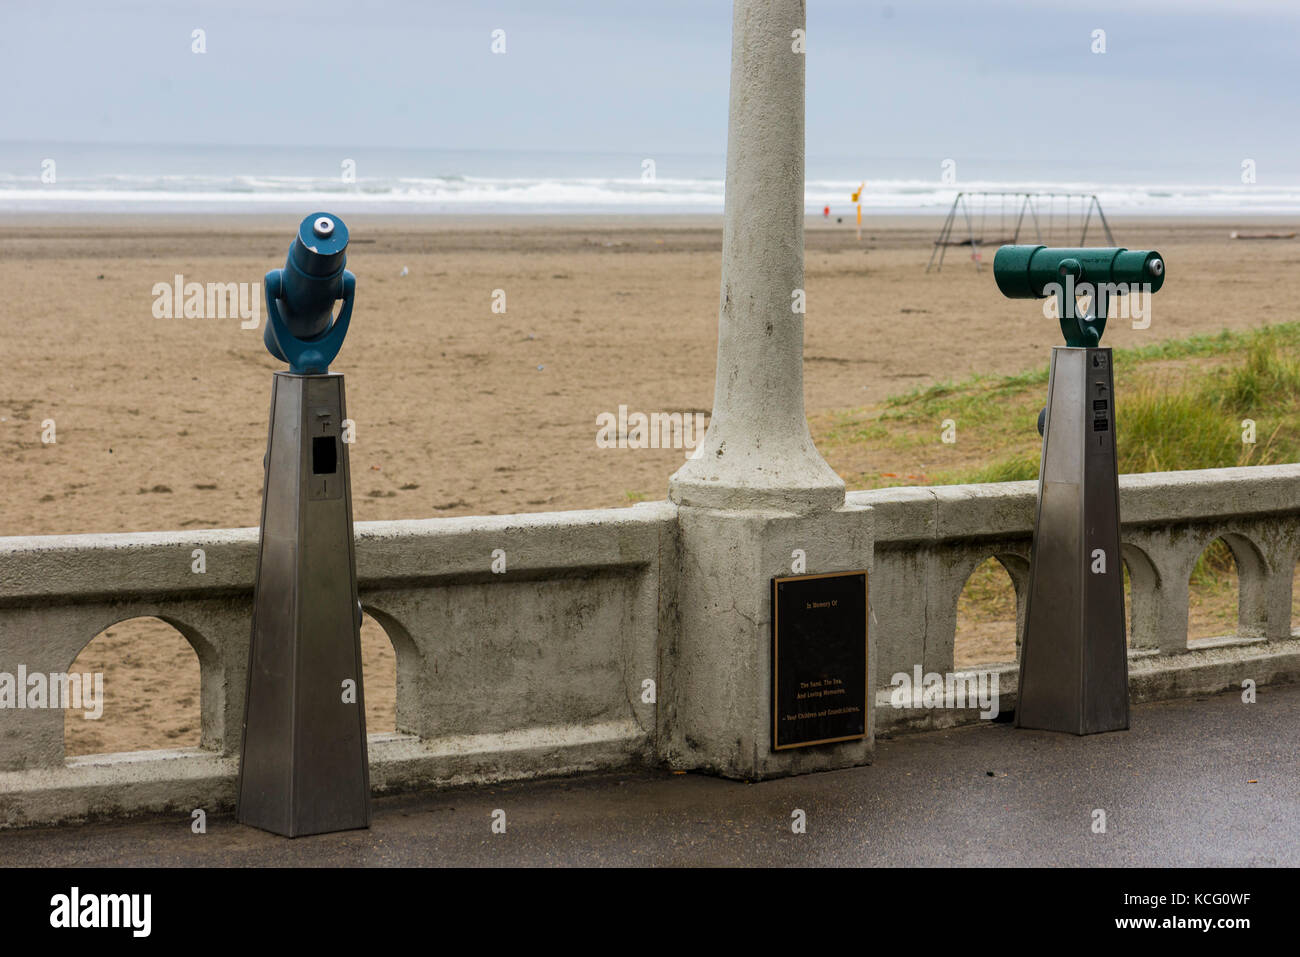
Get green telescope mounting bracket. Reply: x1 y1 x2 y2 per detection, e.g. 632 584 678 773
994 245 1166 346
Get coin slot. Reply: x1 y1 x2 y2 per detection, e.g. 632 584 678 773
312 435 337 475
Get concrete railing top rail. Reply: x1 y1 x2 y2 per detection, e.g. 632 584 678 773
4 465 1297 606
0 501 676 605
851 465 1300 546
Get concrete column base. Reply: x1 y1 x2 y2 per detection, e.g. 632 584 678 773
662 502 875 779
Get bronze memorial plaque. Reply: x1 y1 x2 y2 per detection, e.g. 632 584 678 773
771 570 868 750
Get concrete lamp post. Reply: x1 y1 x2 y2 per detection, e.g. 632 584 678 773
662 0 875 780
669 0 844 516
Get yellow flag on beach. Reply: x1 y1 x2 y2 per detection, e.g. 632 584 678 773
850 182 863 202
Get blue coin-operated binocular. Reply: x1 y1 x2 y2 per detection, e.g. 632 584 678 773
239 211 370 837
264 212 356 374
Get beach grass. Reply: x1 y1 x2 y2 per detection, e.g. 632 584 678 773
817 322 1300 488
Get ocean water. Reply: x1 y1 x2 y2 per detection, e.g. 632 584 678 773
1 142 1297 215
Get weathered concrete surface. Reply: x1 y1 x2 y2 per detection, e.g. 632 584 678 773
4 464 1300 823
658 0 868 782
0 723 647 831
3 684 1295 866
669 0 843 515
663 503 874 779
0 503 673 823
0 749 237 833
854 465 1300 545
854 465 1300 690
0 503 676 602
5 465 1300 824
874 636 1300 733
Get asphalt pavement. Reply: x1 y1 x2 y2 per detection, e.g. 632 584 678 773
2 683 1296 866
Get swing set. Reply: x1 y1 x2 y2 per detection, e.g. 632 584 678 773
925 191 1115 273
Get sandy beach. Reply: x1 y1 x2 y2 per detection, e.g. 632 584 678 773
1 212 1294 753
5 213 1297 534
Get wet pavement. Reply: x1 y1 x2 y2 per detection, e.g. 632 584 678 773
2 683 1296 867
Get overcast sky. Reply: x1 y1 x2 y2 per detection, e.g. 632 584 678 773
4 0 1298 178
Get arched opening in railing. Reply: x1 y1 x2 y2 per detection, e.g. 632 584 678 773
360 611 397 735
360 603 421 736
64 616 200 757
1187 537 1245 640
955 556 1020 668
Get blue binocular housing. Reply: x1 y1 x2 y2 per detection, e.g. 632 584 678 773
264 212 356 374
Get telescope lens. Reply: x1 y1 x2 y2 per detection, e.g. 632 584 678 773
1149 258 1164 277
313 216 335 238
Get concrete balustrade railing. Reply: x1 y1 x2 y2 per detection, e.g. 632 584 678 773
0 504 672 826
861 464 1300 731
2 465 1299 827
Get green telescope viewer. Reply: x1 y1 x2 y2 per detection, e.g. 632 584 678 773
994 245 1165 346
993 244 1172 737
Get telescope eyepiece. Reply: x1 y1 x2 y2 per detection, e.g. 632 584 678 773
292 211 349 280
